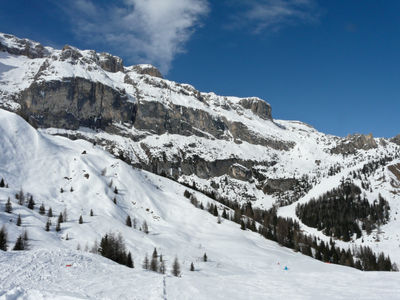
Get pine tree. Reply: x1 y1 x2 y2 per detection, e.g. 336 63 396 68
142 221 149 234
152 247 158 259
27 196 35 209
63 208 68 222
125 216 132 227
56 219 61 232
60 187 64 193
70 187 74 192
58 213 64 224
113 197 117 204
90 209 94 217
203 253 208 262
5 197 12 213
16 214 21 226
45 219 51 231
190 262 195 271
126 252 134 268
0 226 7 251
0 178 5 188
17 189 24 205
159 259 166 274
114 186 118 194
13 234 25 250
133 218 137 229
240 219 246 230
79 215 83 224
142 254 149 270
150 256 159 272
47 207 53 217
172 257 181 277
39 203 45 215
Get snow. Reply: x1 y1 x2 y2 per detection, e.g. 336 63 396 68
0 109 399 299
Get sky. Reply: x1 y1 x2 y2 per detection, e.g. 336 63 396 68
0 0 399 138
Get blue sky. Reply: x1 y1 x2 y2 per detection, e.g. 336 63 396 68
1 0 399 137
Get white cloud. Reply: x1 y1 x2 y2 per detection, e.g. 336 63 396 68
62 0 209 73
229 0 320 33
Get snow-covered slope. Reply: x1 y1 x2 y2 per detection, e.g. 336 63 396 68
1 109 400 299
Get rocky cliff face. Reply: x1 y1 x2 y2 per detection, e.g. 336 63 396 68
1 32 399 206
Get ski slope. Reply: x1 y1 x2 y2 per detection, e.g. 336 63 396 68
1 110 400 299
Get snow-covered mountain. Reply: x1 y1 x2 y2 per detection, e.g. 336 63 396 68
1 32 400 299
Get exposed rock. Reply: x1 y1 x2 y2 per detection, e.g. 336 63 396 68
331 133 378 155
239 97 272 120
98 52 124 73
18 78 135 129
263 178 299 194
229 164 252 181
391 134 400 146
60 45 83 61
0 33 50 59
132 64 163 78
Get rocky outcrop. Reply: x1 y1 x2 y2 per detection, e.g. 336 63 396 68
331 134 377 155
18 78 135 129
391 135 400 146
239 98 271 120
134 101 226 138
132 64 163 78
229 164 252 181
0 33 49 59
263 178 299 194
98 53 124 73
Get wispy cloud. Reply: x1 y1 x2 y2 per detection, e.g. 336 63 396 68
60 0 209 73
228 0 320 34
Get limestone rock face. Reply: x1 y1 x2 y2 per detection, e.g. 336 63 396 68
229 164 252 181
98 52 124 73
331 133 378 154
18 78 135 129
263 178 299 194
0 33 49 59
391 135 400 146
239 97 272 120
132 64 163 78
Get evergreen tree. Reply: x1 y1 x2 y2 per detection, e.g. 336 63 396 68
16 214 21 226
114 186 118 194
113 197 117 204
172 257 181 277
79 215 83 224
0 226 7 251
159 259 166 274
13 234 25 250
150 256 159 272
56 219 61 232
58 213 64 224
0 178 5 188
142 254 149 270
126 252 134 268
240 219 246 230
70 187 74 192
133 218 137 229
152 247 158 259
27 196 35 209
5 197 12 213
45 219 51 231
203 253 208 262
60 187 64 193
222 209 228 219
63 208 68 222
17 189 24 205
125 216 132 227
190 262 195 271
90 209 94 217
142 221 149 234
47 207 53 217
39 203 45 215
